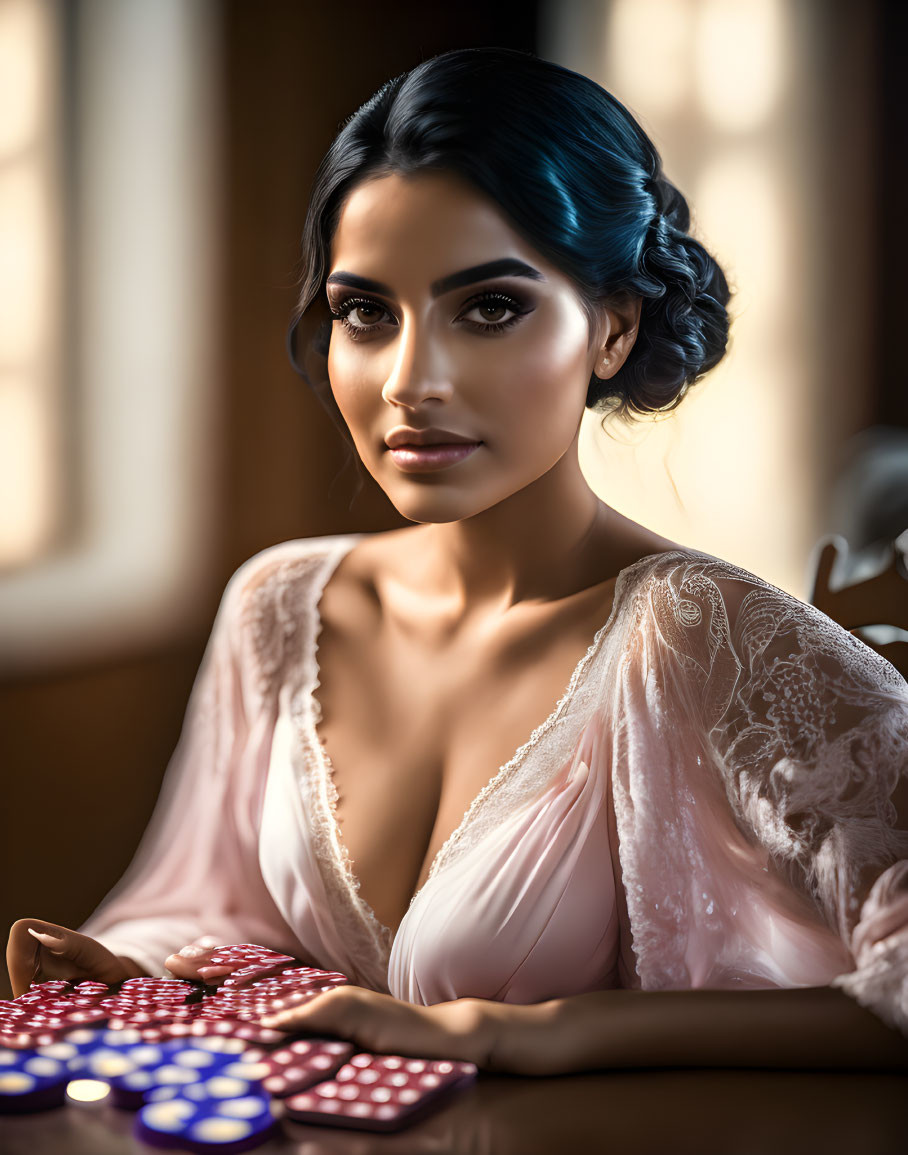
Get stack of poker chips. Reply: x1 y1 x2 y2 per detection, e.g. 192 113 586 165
0 943 478 1140
0 979 110 1049
284 1053 478 1132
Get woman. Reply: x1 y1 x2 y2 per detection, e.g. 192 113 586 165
8 48 908 1074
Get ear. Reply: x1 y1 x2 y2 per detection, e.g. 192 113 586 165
591 296 642 379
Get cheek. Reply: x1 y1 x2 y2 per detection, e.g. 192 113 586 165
477 307 592 432
327 341 376 434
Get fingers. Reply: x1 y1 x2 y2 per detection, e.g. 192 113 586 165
261 985 357 1034
8 919 45 997
7 919 134 995
163 943 238 985
27 926 67 954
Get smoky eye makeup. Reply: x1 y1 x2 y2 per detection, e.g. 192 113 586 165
455 288 535 333
326 282 537 340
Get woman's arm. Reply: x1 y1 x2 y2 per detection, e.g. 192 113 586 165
258 981 908 1076
480 985 908 1075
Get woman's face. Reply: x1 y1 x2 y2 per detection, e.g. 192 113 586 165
325 169 607 525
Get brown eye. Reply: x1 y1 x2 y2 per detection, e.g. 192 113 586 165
330 296 394 336
476 301 508 323
459 292 529 332
349 304 385 325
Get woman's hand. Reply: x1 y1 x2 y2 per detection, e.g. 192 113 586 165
6 919 144 997
258 985 498 1068
163 940 240 985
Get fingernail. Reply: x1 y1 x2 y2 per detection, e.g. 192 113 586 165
260 1015 285 1027
178 945 208 960
27 928 64 944
198 966 233 977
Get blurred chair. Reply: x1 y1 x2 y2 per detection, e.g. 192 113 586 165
808 426 908 679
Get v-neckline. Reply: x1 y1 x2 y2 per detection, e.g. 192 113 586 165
303 533 674 947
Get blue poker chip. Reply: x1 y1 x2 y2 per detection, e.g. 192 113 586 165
0 1049 70 1114
135 1086 278 1153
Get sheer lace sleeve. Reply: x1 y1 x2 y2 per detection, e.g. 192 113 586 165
639 553 908 1036
78 544 316 977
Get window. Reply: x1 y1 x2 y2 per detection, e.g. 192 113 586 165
0 0 220 671
0 0 62 569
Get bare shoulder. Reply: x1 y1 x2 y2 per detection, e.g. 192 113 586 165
587 507 688 583
316 526 422 633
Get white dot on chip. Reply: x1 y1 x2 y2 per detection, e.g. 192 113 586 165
23 1057 62 1077
174 1049 217 1068
154 1065 198 1085
0 1072 35 1093
191 1117 252 1141
217 1096 266 1119
142 1100 195 1131
203 1076 249 1099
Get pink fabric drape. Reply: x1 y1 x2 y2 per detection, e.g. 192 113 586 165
78 536 908 1037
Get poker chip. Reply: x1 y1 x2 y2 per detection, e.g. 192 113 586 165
0 947 477 1139
0 980 113 1047
0 1049 70 1113
135 1076 278 1154
223 1038 353 1098
204 945 296 991
284 1053 478 1132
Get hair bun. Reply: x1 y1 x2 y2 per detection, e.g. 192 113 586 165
589 191 731 417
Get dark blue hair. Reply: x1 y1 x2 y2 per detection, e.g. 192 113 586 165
290 47 731 420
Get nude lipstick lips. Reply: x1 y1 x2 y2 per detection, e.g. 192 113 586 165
387 443 481 472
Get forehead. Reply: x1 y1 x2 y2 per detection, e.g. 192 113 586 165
329 170 542 281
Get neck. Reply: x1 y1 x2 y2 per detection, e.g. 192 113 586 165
403 452 612 616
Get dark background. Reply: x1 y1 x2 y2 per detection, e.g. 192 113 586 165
2 0 905 999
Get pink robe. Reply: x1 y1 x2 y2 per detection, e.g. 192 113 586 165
80 534 908 1037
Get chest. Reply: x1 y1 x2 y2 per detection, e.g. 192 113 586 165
310 571 616 935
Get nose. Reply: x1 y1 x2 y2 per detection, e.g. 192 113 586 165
381 315 453 409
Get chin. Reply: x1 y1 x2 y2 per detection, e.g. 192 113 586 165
382 485 513 526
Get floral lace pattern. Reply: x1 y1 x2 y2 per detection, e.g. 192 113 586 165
622 552 908 1030
82 534 908 1035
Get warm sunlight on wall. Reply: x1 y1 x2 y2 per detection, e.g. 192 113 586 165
0 0 61 567
0 0 220 670
543 0 821 596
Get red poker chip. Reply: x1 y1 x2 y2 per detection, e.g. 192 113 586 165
231 1038 354 1098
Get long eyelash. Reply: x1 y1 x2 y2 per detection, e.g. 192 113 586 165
329 296 392 340
458 291 532 334
327 289 533 339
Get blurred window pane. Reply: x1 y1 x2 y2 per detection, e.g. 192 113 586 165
0 0 61 569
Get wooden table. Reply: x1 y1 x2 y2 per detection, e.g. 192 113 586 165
2 1067 906 1155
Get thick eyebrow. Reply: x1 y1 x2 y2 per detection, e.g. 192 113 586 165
325 258 545 300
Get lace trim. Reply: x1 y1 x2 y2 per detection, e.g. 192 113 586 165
302 542 694 952
421 550 694 891
237 535 391 991
303 538 396 975
613 550 908 1002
